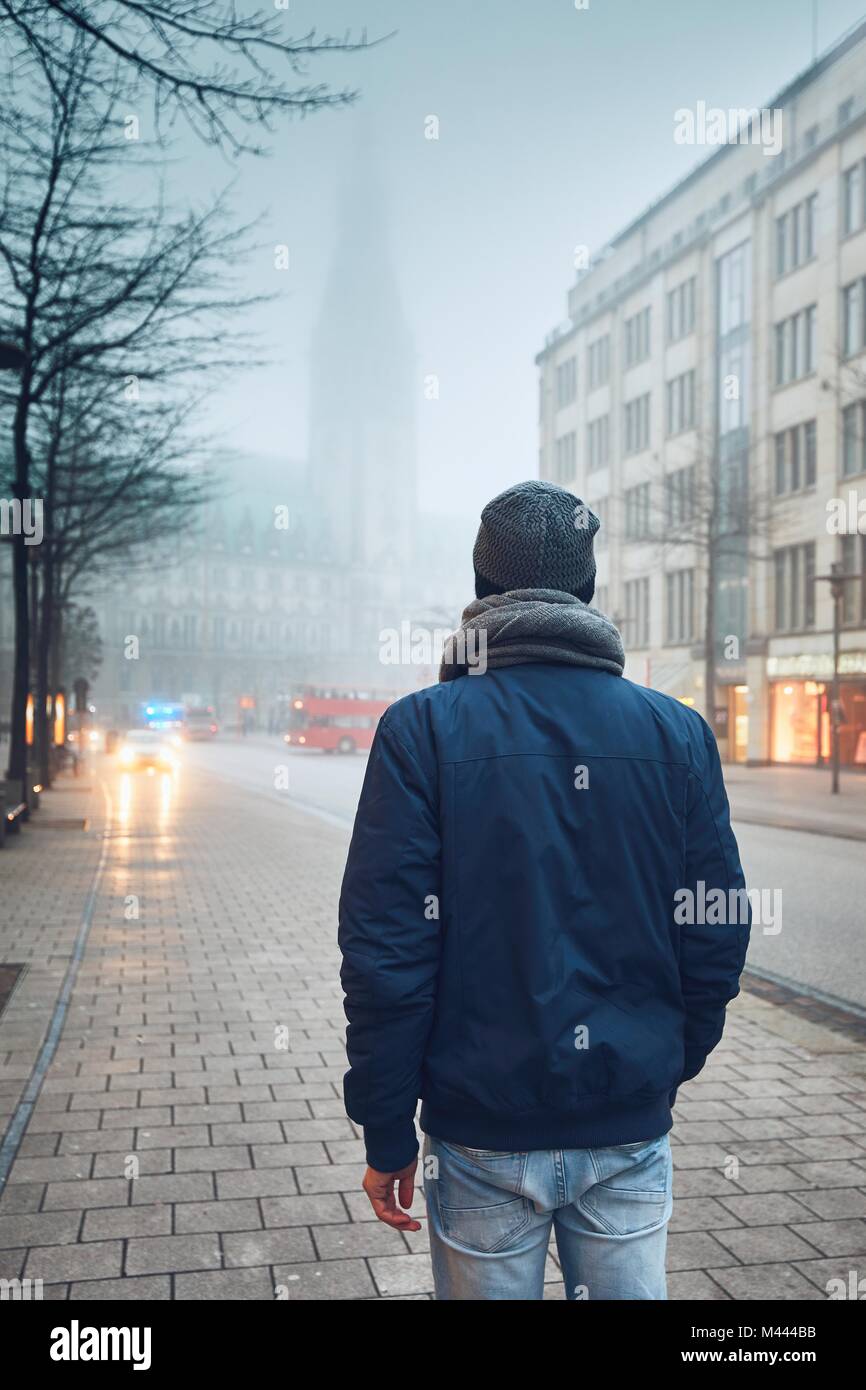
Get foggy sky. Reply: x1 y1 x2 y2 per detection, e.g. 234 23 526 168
161 0 866 520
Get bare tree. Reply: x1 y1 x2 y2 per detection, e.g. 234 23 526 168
0 35 259 794
21 365 214 784
598 426 774 725
0 0 378 152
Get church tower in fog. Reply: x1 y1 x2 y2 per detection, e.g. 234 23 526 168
308 154 418 572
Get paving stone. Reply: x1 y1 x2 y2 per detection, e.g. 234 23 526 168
135 1125 209 1150
126 1233 222 1275
82 1206 173 1241
70 1275 172 1300
130 1173 215 1205
173 1146 252 1173
176 1267 275 1300
173 1104 242 1126
368 1252 435 1297
717 1192 817 1225
713 1223 823 1263
93 1151 172 1179
667 1269 731 1299
59 1129 137 1155
281 1119 355 1143
312 1222 406 1260
175 1200 262 1234
222 1226 315 1267
294 1163 365 1194
43 1179 131 1211
210 1122 284 1146
794 1257 866 1296
668 1197 742 1233
789 1160 866 1187
672 1168 742 1198
216 1169 299 1200
6 1155 93 1184
272 1258 376 1300
260 1193 347 1227
708 1262 827 1300
793 1187 866 1219
788 1218 866 1257
0 1183 46 1214
665 1232 739 1271
726 1164 812 1193
251 1142 327 1168
25 1241 123 1284
0 1211 82 1249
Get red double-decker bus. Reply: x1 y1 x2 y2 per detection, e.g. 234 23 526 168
282 686 395 754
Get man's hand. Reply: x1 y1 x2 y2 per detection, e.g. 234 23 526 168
362 1158 421 1231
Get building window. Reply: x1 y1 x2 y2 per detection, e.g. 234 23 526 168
592 496 609 549
718 243 748 334
665 464 697 527
842 399 866 476
623 307 651 368
840 534 866 624
773 542 816 631
595 584 609 615
623 392 650 454
842 278 866 356
665 369 696 435
587 334 610 389
624 577 650 647
554 430 576 483
666 277 695 342
774 305 816 384
838 98 854 128
624 483 651 540
587 414 610 471
665 569 695 644
555 356 577 408
773 420 817 494
843 159 866 235
775 194 818 278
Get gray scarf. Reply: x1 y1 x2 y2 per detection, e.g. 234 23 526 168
439 588 625 682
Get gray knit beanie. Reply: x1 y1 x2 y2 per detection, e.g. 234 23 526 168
473 480 600 602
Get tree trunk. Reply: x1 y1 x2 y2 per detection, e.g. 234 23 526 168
7 395 31 793
36 556 55 787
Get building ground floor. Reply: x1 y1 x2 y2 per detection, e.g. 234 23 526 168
626 632 866 768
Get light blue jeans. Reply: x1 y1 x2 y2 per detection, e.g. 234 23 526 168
422 1132 672 1300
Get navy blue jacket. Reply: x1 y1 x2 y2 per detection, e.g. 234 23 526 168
338 662 750 1172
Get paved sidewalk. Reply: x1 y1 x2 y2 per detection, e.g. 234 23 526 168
0 762 865 1300
726 763 866 840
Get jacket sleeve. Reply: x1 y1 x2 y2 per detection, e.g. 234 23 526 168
338 713 441 1172
676 719 751 1086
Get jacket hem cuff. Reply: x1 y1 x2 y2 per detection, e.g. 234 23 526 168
363 1122 419 1173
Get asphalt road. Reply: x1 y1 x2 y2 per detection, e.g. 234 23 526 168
181 736 866 1014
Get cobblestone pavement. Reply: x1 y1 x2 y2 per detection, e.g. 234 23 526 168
1 757 865 1300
